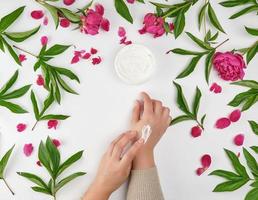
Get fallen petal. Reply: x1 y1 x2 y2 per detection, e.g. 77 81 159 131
82 52 91 59
118 26 126 37
60 18 71 28
48 120 58 129
234 134 244 146
71 55 80 64
31 10 44 19
18 54 27 63
36 75 45 86
41 36 48 46
201 154 212 168
191 126 202 138
52 139 61 148
229 109 241 123
92 56 102 65
215 117 231 129
23 144 34 157
17 123 27 132
90 48 98 54
63 0 75 6
196 167 205 176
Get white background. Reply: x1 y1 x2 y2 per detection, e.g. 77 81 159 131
0 0 258 200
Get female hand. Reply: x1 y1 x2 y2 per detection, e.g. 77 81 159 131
83 131 144 200
131 92 171 170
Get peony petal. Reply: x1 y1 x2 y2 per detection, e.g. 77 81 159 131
201 154 212 168
229 109 241 122
127 0 135 3
234 134 244 146
100 18 110 32
71 55 80 64
215 117 231 129
90 48 98 54
60 18 71 28
48 120 58 129
18 54 27 63
52 139 61 148
95 4 104 16
23 144 34 157
191 126 202 138
196 167 205 176
118 26 126 37
92 56 102 65
17 123 27 132
63 0 75 6
40 36 48 46
31 10 44 19
82 53 91 59
36 75 45 86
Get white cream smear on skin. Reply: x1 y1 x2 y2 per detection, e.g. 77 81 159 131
115 44 155 85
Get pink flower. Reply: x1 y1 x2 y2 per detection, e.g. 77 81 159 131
210 82 222 94
60 18 71 28
23 144 34 157
234 134 244 146
127 0 135 3
118 27 126 37
48 120 58 129
191 126 202 138
229 109 241 122
36 75 44 86
43 16 48 26
52 139 61 148
90 48 98 54
82 53 91 59
92 56 102 65
18 54 27 63
31 10 44 19
139 13 173 38
41 36 48 46
213 52 246 81
17 123 27 132
215 117 231 129
63 0 75 6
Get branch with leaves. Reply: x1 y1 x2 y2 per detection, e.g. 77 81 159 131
18 137 85 200
0 70 31 114
210 147 258 200
170 82 206 130
30 90 69 131
167 31 229 83
0 6 40 65
14 42 80 104
150 0 198 38
228 80 258 112
0 145 15 195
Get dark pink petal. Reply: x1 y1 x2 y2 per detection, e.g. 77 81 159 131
17 123 27 132
120 36 127 44
36 160 42 167
52 139 61 148
74 50 85 57
71 55 80 64
196 167 205 176
23 144 34 157
82 53 91 59
215 117 231 129
60 18 71 28
124 40 132 45
201 154 212 169
18 54 27 63
118 26 126 37
36 75 45 86
41 36 48 46
210 83 222 94
43 16 48 25
31 10 44 19
95 4 104 16
63 0 75 6
127 0 135 4
92 56 102 65
48 120 58 129
100 18 110 31
229 109 241 122
234 134 244 146
191 126 202 138
90 48 98 54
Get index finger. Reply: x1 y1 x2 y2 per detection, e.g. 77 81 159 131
141 92 153 114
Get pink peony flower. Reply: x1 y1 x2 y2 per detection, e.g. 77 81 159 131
19 54 27 63
139 13 174 38
63 0 75 6
234 134 244 146
52 139 61 148
41 36 48 46
191 126 202 138
31 10 44 19
36 75 44 86
23 143 34 157
48 120 58 129
17 123 27 132
213 52 246 81
60 18 71 28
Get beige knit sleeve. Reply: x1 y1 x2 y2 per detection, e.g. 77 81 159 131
126 167 164 200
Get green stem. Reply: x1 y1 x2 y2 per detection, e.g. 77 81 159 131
196 120 204 130
13 45 38 58
31 121 39 131
214 38 230 49
203 0 208 36
3 178 15 195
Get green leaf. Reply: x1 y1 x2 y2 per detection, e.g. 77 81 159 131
201 114 206 125
173 82 190 114
205 50 215 83
174 11 185 39
0 145 15 178
0 100 27 113
56 75 78 95
213 179 249 192
114 0 133 24
42 3 59 29
44 45 70 56
250 181 258 188
209 170 242 181
0 70 18 95
245 26 258 36
207 3 225 33
0 36 4 52
192 87 201 117
243 148 258 176
17 172 48 189
246 43 258 64
2 38 21 66
40 115 70 120
0 6 25 32
186 32 212 50
245 188 258 200
248 121 258 135
242 95 258 111
1 85 31 99
228 89 258 107
4 26 40 43
220 0 250 7
53 67 80 83
198 3 208 30
42 88 54 113
170 115 193 126
176 55 202 79
55 172 86 192
58 8 80 23
38 141 52 177
57 151 83 176
251 146 258 154
30 91 40 120
231 80 258 90
171 48 202 55
230 5 258 19
31 186 51 195
46 137 60 176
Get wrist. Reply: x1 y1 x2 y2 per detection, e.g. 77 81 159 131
83 181 111 200
133 149 155 170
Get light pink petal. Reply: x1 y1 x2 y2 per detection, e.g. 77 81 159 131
118 26 126 37
48 120 58 129
60 18 71 28
36 75 44 86
191 126 202 138
215 117 231 129
41 36 48 46
71 55 80 64
23 144 34 157
31 10 44 19
196 167 205 176
234 134 244 146
52 139 61 148
17 123 27 132
201 154 212 168
63 0 75 6
18 54 27 63
229 109 241 122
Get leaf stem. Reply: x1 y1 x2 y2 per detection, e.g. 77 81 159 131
2 178 15 195
31 121 39 131
13 45 38 58
203 0 208 36
196 120 204 130
214 38 229 49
